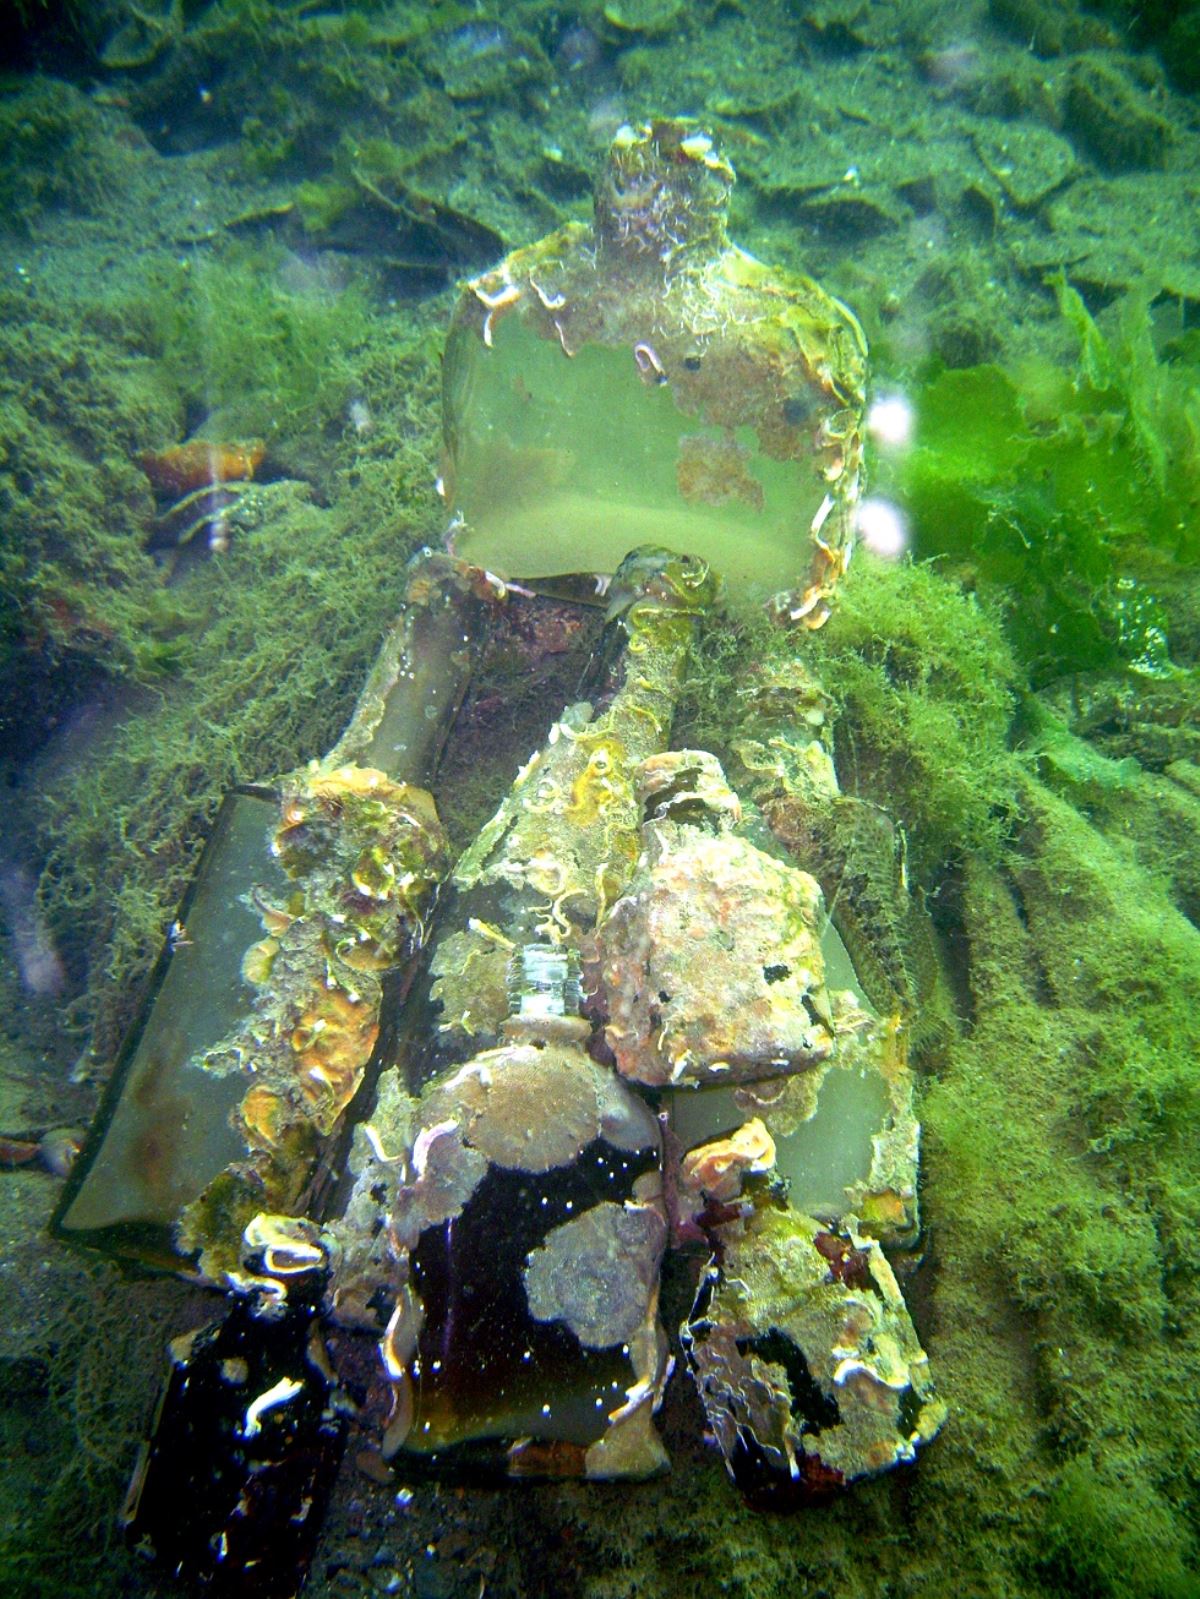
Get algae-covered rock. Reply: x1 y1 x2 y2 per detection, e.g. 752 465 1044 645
420 19 551 101
600 0 684 36
921 764 1200 1586
0 78 135 227
100 0 182 70
988 0 1122 55
973 122 1076 207
1039 174 1200 299
1161 6 1200 91
1064 55 1174 172
1021 694 1200 925
0 285 180 755
921 775 1200 1599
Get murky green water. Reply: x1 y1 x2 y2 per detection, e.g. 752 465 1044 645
2 4 1198 1597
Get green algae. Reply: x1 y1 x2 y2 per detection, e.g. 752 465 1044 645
0 78 130 229
1064 55 1175 173
294 123 506 280
921 780 1200 1599
135 243 372 441
0 230 411 915
0 230 378 767
32 484 416 1062
804 557 1020 876
1018 693 1200 921
675 560 1200 1598
885 281 1200 685
0 283 181 749
1044 1454 1197 1599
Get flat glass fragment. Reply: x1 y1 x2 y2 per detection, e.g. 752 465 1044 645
55 789 286 1263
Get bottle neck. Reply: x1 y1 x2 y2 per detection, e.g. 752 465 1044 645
594 121 732 278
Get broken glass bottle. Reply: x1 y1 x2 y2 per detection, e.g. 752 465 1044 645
54 553 493 1281
442 118 868 623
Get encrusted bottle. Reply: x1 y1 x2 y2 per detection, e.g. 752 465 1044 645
326 550 718 1480
55 553 492 1282
442 118 867 624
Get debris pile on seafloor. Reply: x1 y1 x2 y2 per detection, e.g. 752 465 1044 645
138 438 266 553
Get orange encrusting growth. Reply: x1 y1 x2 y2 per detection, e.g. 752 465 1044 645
138 439 266 497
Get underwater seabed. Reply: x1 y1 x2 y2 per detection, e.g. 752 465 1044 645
2 1 1200 1596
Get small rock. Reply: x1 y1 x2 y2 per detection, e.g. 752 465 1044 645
974 123 1076 207
1064 57 1173 173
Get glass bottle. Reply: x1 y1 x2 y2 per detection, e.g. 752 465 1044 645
442 118 868 625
